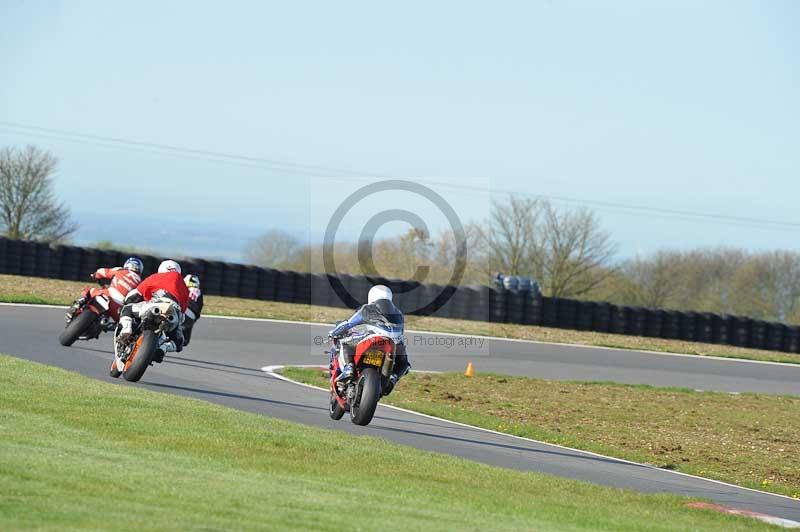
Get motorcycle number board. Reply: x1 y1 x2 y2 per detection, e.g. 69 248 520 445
362 350 385 367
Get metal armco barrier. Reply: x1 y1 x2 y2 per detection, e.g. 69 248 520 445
2 236 800 354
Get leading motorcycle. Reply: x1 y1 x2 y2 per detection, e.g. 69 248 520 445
110 297 181 382
59 280 118 347
329 323 403 426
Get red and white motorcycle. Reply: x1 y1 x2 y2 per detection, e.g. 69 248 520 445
59 282 119 347
329 324 404 426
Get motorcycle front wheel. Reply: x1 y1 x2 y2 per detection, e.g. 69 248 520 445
350 367 381 426
109 359 122 378
329 393 345 420
122 330 158 382
58 311 96 347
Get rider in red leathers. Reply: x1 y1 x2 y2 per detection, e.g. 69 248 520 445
118 260 190 354
92 257 144 307
68 257 143 323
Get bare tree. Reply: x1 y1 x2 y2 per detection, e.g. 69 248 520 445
431 222 488 285
244 229 304 269
0 145 77 242
619 251 682 308
538 204 617 298
484 196 543 276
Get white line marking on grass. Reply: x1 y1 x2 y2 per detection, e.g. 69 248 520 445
262 364 800 508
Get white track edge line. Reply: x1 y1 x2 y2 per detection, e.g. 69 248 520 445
2 301 798 368
262 364 800 506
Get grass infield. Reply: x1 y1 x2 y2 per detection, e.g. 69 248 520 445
1 273 798 365
284 367 800 499
0 355 779 531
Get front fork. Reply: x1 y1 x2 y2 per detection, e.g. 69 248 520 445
112 328 127 372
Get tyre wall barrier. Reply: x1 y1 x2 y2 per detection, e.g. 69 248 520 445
662 311 679 339
784 326 800 353
766 323 785 352
628 307 646 337
0 237 7 273
696 313 713 344
542 297 558 327
204 261 224 296
593 302 611 333
679 312 696 342
490 289 507 323
257 268 278 301
750 320 767 350
712 315 729 345
20 240 37 276
609 305 628 335
5 239 22 275
221 263 242 297
2 236 800 353
576 301 594 331
34 242 51 277
730 317 750 347
505 291 525 324
557 299 578 330
474 286 492 322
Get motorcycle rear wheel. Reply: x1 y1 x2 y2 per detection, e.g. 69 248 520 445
59 311 96 347
350 367 381 426
122 330 158 382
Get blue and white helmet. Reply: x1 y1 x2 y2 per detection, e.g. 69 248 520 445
123 257 144 274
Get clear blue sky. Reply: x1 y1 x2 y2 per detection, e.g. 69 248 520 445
1 1 798 260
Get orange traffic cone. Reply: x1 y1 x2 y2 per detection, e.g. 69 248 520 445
464 362 475 377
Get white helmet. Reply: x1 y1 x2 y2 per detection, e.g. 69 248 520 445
158 260 182 274
367 284 393 304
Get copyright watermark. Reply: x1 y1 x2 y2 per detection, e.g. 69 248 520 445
413 335 486 350
322 180 467 314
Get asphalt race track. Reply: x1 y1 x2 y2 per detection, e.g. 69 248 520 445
2 304 799 522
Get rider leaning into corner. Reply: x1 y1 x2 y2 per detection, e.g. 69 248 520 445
69 257 144 315
117 259 190 357
328 285 411 396
91 257 144 304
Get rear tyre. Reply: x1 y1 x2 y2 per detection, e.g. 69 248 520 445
350 368 381 426
59 311 96 347
329 393 345 420
122 331 158 382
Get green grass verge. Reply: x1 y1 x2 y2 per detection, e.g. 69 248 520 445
0 354 776 531
283 367 800 499
2 273 799 364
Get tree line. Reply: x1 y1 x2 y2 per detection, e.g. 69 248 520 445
3 144 797 324
246 198 800 324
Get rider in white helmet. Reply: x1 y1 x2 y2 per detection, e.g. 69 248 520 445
328 284 411 395
118 260 189 359
158 259 181 274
